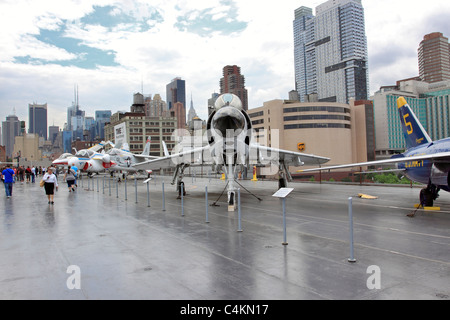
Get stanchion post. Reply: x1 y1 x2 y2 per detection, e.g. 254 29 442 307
348 197 356 263
124 176 127 201
272 188 293 246
237 188 242 232
282 197 288 245
181 183 184 217
162 181 165 211
147 181 150 207
205 185 209 223
135 177 138 203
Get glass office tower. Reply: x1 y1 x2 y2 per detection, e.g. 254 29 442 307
28 103 48 140
293 0 369 103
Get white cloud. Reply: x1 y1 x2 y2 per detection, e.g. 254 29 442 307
0 0 448 132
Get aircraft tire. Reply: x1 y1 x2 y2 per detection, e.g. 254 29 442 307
420 188 433 207
278 178 287 189
178 181 186 196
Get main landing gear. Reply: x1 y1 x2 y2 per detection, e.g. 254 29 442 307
172 164 187 199
277 161 290 189
419 183 440 207
407 183 440 218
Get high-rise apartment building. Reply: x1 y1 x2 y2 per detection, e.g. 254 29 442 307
28 103 47 140
293 0 369 103
418 32 450 83
145 94 168 118
293 7 315 102
220 65 248 110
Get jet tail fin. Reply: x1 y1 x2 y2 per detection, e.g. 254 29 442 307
397 97 432 149
142 136 151 156
121 143 130 152
162 140 170 157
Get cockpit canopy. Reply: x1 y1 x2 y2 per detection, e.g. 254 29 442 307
75 149 95 158
57 153 74 160
214 93 242 111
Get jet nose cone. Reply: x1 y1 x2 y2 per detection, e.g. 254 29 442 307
212 106 246 137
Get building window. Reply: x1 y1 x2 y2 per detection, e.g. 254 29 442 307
284 123 351 130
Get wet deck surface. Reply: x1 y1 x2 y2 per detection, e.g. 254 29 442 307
1 175 450 300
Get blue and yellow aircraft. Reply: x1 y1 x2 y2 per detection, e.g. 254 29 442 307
299 97 450 207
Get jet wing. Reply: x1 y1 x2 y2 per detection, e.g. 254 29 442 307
297 151 450 173
251 144 330 167
88 141 108 152
132 145 212 170
133 142 330 171
133 154 162 161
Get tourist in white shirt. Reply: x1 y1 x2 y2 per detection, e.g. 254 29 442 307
31 166 36 183
42 167 58 204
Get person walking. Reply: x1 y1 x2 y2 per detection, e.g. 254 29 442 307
18 166 24 183
1 165 15 198
70 165 79 188
63 166 76 192
31 166 36 183
25 166 31 183
42 167 58 204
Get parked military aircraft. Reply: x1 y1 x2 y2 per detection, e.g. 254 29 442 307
299 97 450 207
133 93 330 210
106 137 158 176
52 141 116 174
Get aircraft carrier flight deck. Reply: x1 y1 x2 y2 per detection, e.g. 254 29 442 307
1 175 449 300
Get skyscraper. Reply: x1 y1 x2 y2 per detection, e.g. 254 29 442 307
95 110 112 140
220 65 248 110
293 7 315 102
187 94 198 123
418 32 450 83
48 125 59 144
166 77 186 111
293 0 369 103
28 103 48 140
2 114 21 158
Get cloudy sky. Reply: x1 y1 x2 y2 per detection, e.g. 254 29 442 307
0 0 449 130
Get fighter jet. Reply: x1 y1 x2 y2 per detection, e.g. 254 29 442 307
133 93 330 210
52 141 116 175
299 97 450 207
106 137 158 177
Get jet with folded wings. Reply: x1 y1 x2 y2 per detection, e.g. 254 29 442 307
133 93 330 210
52 141 117 174
106 137 159 177
299 97 450 207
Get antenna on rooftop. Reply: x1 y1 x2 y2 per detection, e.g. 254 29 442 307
74 84 80 107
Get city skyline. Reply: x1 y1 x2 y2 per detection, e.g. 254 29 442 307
0 0 449 130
